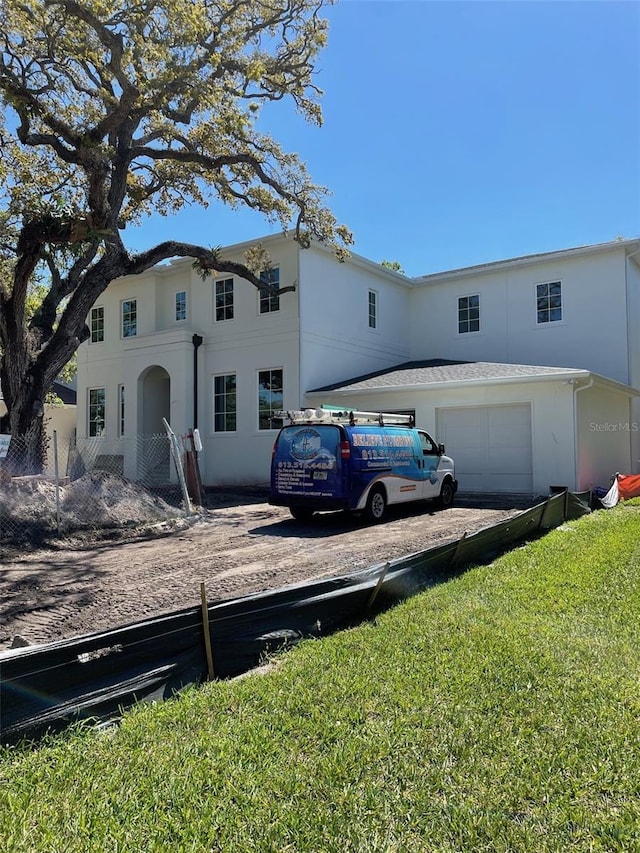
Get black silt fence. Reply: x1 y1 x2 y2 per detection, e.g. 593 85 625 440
1 491 589 746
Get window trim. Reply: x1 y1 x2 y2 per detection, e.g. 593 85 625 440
88 387 106 437
175 290 187 323
90 305 105 343
117 384 125 437
535 280 563 325
214 278 234 323
213 372 237 433
457 293 480 335
257 367 283 431
258 267 280 315
368 289 378 330
121 298 137 338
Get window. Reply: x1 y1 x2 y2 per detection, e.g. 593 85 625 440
419 431 438 455
90 306 104 343
122 299 137 337
175 291 187 322
88 388 105 437
368 290 377 329
213 374 237 432
536 281 562 324
259 268 280 314
118 385 125 437
458 294 480 334
258 368 283 430
215 278 234 321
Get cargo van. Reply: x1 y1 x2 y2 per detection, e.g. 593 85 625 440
270 408 457 522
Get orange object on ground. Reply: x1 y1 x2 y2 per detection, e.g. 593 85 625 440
617 474 640 500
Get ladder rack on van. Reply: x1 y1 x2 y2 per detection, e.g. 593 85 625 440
276 407 415 427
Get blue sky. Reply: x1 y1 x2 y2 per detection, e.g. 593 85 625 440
128 0 639 277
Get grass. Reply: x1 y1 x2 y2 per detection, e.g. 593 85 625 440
2 505 640 852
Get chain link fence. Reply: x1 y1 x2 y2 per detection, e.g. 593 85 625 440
0 432 191 549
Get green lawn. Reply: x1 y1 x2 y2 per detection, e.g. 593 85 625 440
2 506 640 852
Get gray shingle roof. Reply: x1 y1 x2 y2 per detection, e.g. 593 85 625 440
310 359 581 393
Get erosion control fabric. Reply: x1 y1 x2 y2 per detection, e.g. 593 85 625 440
0 492 588 746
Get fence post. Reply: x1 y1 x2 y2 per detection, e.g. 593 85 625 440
53 429 61 537
162 418 193 517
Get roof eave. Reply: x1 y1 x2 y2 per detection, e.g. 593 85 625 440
308 369 640 397
414 238 640 284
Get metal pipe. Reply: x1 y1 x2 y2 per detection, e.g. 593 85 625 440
192 333 203 429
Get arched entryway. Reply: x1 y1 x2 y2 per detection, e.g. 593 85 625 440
138 365 171 484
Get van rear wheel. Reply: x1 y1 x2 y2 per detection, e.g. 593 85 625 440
290 506 314 522
365 486 387 523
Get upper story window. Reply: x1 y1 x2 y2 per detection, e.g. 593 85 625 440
536 281 562 324
258 368 283 430
213 373 237 432
215 278 234 321
458 294 480 334
175 291 187 322
90 306 104 342
368 289 377 329
88 388 105 437
259 268 280 314
122 299 137 337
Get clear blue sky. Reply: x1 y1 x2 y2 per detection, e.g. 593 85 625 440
128 0 640 277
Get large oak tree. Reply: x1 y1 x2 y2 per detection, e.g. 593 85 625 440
0 0 350 469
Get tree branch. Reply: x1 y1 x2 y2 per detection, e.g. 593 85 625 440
125 242 296 294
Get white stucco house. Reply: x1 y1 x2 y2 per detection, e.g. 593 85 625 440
75 233 640 496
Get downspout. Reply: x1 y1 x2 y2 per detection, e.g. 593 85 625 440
625 246 640 472
624 246 640 385
572 376 594 491
192 334 203 429
296 245 303 409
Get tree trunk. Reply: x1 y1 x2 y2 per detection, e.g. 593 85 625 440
0 354 48 474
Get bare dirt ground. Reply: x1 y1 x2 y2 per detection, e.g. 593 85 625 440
0 490 532 651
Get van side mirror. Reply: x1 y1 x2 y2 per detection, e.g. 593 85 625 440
438 443 445 455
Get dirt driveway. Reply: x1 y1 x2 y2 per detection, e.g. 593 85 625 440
0 493 530 651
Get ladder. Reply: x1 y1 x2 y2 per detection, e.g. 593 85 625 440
276 406 415 427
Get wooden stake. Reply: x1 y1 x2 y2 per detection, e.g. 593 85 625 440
367 562 391 609
200 581 215 681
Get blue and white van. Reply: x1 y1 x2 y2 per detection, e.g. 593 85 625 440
270 408 457 522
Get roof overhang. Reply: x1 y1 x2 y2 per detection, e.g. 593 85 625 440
307 370 640 398
414 238 640 284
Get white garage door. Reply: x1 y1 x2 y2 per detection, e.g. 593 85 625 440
437 404 533 493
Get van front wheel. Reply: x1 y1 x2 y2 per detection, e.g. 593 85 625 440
365 486 387 523
436 478 455 509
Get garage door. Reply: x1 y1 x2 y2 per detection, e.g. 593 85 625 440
437 404 533 493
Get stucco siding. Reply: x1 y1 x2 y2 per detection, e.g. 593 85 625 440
306 379 578 495
576 384 633 490
298 246 411 394
411 247 630 384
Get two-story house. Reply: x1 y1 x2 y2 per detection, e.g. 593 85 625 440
76 233 640 496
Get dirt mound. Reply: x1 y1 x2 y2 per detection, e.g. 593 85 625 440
0 471 181 545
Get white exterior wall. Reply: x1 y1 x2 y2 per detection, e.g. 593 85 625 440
576 384 634 490
306 380 578 495
78 235 304 486
298 246 412 393
411 247 630 384
198 239 301 485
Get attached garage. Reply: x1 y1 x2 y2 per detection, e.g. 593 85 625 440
308 359 638 497
437 404 532 493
